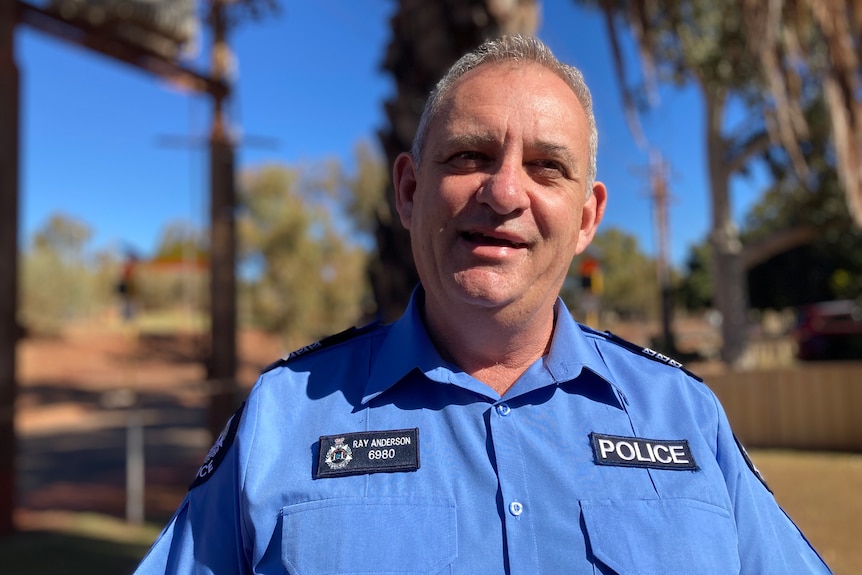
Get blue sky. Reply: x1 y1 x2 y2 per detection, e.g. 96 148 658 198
16 0 766 268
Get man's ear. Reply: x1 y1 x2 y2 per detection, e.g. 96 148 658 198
575 180 608 254
393 152 418 229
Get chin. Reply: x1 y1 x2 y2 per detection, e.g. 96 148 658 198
451 271 520 308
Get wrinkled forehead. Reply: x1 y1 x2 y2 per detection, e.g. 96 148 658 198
428 61 590 152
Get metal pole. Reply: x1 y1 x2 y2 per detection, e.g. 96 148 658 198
650 150 675 352
0 0 20 537
126 401 145 525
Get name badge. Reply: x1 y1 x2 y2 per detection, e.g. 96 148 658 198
590 432 698 471
317 428 420 478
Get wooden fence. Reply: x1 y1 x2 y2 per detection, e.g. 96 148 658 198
706 363 862 451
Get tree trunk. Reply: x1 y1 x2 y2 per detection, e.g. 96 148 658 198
704 85 748 366
374 0 538 320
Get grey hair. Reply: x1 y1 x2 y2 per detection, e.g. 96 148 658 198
410 34 599 190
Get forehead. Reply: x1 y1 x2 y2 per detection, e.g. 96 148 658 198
429 62 589 150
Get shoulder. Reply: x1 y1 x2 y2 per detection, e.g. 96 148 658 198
260 321 386 376
578 324 704 383
577 326 727 442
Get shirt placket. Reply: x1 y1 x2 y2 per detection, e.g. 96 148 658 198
488 400 541 574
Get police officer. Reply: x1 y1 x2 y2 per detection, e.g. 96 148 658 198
134 35 832 574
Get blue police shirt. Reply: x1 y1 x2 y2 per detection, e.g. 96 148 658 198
135 288 831 574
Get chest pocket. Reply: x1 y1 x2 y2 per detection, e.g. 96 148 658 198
581 498 741 575
281 497 457 575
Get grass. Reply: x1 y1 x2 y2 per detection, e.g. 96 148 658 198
0 512 162 575
750 449 862 575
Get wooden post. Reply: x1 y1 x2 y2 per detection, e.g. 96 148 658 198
0 0 20 537
207 0 237 438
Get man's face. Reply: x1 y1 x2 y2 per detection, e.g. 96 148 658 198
394 62 606 321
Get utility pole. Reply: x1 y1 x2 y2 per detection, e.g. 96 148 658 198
206 0 238 439
5 0 244 533
649 149 675 352
0 0 20 538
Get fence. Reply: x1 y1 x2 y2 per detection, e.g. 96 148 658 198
706 363 862 451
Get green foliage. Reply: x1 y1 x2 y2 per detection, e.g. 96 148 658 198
741 97 862 308
341 141 390 236
153 220 208 263
238 159 376 349
676 241 713 311
131 265 209 315
20 213 117 335
743 182 862 307
18 147 384 341
564 228 660 320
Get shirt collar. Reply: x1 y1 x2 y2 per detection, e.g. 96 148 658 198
362 286 621 408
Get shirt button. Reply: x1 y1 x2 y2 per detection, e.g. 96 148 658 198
509 501 524 516
497 403 511 416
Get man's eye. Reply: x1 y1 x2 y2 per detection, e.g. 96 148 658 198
530 160 567 178
448 151 488 166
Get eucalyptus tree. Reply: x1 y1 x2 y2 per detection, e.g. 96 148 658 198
237 162 372 350
578 0 861 364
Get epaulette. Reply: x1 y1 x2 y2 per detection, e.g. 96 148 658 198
599 330 704 382
260 321 382 375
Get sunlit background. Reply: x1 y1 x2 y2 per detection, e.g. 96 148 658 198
2 0 861 573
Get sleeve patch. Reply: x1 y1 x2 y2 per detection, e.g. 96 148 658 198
189 402 246 490
733 433 772 493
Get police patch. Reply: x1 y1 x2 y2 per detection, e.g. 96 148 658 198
591 432 698 471
189 402 245 489
316 428 420 478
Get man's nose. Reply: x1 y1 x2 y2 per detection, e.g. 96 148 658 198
475 159 529 215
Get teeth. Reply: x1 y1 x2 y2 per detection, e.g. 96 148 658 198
464 232 520 247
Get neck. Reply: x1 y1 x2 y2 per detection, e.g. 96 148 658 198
422 294 557 396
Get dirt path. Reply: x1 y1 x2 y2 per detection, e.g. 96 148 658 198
17 326 283 520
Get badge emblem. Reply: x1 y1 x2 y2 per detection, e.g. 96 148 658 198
324 437 353 470
317 428 420 479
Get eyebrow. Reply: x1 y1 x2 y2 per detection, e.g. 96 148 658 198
437 133 497 151
530 141 578 167
440 133 577 161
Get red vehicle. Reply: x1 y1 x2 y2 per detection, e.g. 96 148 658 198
794 300 862 360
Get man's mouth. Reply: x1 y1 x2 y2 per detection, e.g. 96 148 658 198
461 231 528 249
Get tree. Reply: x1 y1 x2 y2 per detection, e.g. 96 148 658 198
154 220 208 263
32 212 91 263
740 0 862 227
742 100 862 307
677 241 713 311
678 95 862 311
374 0 539 321
564 227 660 320
237 162 372 349
577 0 817 364
20 213 115 335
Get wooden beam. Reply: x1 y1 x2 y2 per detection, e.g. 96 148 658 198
16 1 228 99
